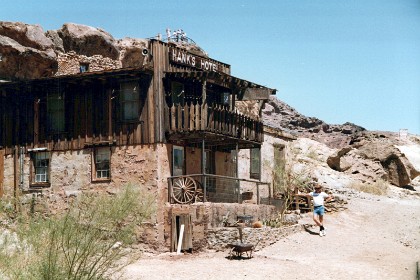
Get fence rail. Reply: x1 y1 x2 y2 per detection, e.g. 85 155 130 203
166 104 264 142
167 174 271 205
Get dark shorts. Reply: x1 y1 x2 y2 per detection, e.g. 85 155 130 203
313 205 324 216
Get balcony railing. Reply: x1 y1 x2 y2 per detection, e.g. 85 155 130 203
167 174 271 205
165 103 264 143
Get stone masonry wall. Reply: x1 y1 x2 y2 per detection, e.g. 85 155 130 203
56 51 122 76
164 202 281 252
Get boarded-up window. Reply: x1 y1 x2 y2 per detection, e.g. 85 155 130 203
120 81 140 121
47 92 65 133
250 148 261 180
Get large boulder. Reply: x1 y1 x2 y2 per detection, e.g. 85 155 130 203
0 35 57 80
0 21 54 51
327 147 388 183
357 140 420 187
57 23 119 60
327 137 420 187
117 37 149 68
45 29 64 52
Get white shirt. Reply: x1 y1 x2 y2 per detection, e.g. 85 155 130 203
310 191 329 207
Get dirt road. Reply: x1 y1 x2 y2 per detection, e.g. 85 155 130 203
121 192 420 280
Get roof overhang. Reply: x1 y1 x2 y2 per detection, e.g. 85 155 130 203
164 71 276 100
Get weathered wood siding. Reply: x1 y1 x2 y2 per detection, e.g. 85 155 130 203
0 75 152 155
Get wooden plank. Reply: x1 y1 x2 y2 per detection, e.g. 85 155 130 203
183 104 189 131
189 104 194 131
0 149 4 197
241 88 271 101
195 104 200 130
177 104 182 131
33 100 39 145
171 105 176 131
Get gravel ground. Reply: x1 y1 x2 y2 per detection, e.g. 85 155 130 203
120 189 420 280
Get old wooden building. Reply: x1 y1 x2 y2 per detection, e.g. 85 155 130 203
0 39 290 251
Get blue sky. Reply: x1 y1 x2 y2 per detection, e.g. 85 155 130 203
2 0 420 134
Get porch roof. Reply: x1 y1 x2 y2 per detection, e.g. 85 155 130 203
167 131 261 151
164 71 277 99
0 66 154 90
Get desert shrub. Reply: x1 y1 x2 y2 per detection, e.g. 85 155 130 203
270 148 313 224
0 184 155 280
348 180 389 196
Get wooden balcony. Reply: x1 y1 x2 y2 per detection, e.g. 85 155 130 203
165 103 264 144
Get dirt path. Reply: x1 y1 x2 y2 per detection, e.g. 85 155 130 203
121 194 420 280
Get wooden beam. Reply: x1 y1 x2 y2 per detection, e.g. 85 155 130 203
241 88 271 100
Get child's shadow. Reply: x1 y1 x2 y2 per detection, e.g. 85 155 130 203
303 224 319 235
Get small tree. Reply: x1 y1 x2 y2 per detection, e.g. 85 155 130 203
272 147 312 221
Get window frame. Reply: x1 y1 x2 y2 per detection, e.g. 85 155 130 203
47 91 65 134
92 147 111 182
119 80 140 122
30 151 51 188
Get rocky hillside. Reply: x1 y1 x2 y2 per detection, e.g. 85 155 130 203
0 21 206 80
263 95 420 189
263 96 366 148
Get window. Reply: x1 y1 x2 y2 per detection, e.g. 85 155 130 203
120 81 140 121
31 151 50 186
79 62 89 73
250 148 261 180
47 92 65 133
93 147 111 181
172 146 184 176
171 81 184 105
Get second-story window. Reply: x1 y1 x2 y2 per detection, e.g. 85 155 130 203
171 81 184 105
47 92 65 134
120 81 140 121
79 62 89 73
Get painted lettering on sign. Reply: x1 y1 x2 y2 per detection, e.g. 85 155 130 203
170 48 219 72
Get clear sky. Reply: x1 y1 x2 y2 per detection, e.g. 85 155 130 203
2 0 420 134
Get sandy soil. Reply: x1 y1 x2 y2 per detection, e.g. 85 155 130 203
121 190 420 280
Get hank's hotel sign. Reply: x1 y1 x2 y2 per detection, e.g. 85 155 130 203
169 48 221 72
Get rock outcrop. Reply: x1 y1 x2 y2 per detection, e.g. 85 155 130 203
57 23 120 60
262 96 365 149
0 21 208 80
0 34 57 80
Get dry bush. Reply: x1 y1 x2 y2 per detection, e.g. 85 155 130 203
0 184 155 280
348 180 389 196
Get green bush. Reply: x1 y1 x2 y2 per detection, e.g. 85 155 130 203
0 184 155 280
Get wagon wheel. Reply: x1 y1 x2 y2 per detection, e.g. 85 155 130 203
194 181 208 203
172 176 197 204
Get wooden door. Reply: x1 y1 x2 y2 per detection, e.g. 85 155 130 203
171 214 193 252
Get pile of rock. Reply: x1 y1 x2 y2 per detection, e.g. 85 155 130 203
0 21 205 80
